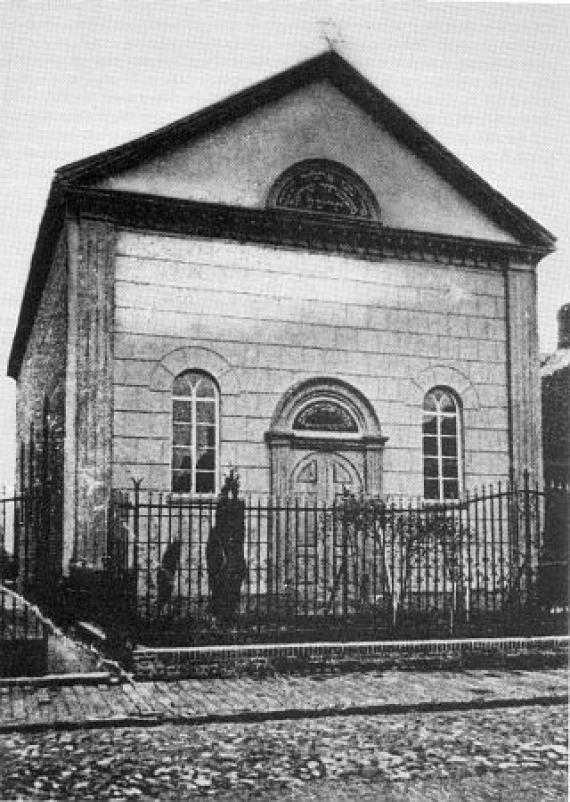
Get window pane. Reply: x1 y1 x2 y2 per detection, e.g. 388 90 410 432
424 478 440 500
196 472 215 493
196 378 216 398
173 423 192 446
441 437 457 456
441 417 457 435
423 436 438 457
423 415 437 434
440 393 456 412
424 458 439 478
196 400 216 424
173 400 192 422
172 470 192 493
172 448 192 470
443 480 459 500
196 426 216 449
442 458 458 478
173 373 195 395
196 449 215 471
423 394 437 412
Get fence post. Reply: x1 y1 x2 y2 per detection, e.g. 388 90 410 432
523 469 533 605
27 425 34 593
132 479 142 626
266 495 274 623
508 468 519 575
106 488 118 624
105 489 114 572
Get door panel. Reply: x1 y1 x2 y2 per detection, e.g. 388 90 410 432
291 452 362 501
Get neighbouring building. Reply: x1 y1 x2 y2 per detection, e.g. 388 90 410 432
539 305 569 608
8 51 555 584
541 304 570 487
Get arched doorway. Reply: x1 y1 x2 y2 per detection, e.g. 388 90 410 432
265 379 388 619
266 378 388 500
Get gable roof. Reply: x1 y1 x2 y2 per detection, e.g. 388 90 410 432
8 50 557 380
56 50 554 248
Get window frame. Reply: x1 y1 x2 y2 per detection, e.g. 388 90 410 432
266 159 381 222
171 370 220 497
422 387 463 503
292 396 361 439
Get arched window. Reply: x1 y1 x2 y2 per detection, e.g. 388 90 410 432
267 159 380 221
172 371 219 494
423 387 462 501
293 398 359 434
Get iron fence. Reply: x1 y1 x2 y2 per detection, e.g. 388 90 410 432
106 474 569 645
1 470 566 653
0 489 48 646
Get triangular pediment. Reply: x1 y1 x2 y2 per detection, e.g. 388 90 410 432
8 52 556 381
57 51 554 248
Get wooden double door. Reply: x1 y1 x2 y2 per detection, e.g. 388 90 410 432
283 451 366 614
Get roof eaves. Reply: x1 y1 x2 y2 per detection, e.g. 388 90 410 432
7 181 66 380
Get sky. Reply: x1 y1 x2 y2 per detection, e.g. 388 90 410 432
0 0 568 488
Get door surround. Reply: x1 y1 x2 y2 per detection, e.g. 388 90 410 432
265 377 388 498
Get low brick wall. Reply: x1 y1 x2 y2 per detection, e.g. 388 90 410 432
132 635 569 680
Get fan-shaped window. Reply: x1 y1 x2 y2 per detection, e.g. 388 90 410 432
267 159 380 221
172 371 219 494
293 399 359 433
423 387 463 501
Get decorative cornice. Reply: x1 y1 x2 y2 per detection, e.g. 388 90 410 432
6 180 552 381
64 185 548 270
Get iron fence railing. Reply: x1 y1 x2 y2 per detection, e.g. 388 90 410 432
2 474 567 646
106 474 569 644
0 489 48 645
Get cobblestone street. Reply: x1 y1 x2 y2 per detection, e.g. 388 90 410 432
0 703 566 800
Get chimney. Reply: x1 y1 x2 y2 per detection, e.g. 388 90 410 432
558 303 570 350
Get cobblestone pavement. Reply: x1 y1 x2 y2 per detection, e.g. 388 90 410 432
0 668 567 729
0 704 567 800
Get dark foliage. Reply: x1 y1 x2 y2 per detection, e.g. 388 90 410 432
157 539 182 613
206 471 246 624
